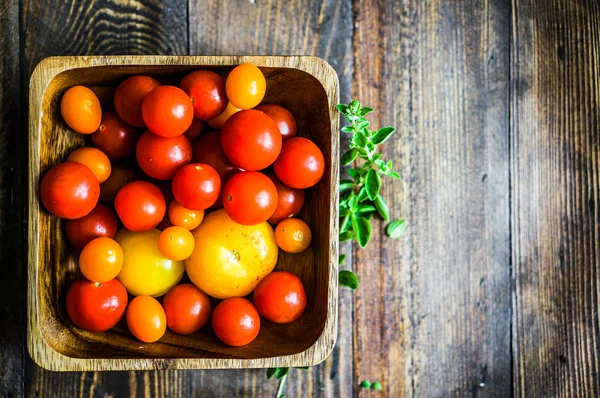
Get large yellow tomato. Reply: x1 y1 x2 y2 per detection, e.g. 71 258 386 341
186 209 278 299
115 228 185 297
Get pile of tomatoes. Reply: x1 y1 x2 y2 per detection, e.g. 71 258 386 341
41 63 325 346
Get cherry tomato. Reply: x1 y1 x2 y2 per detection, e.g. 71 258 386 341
163 284 211 335
255 104 297 140
180 70 228 119
114 75 160 127
115 181 166 232
136 131 192 180
184 118 205 142
275 218 312 253
172 164 221 211
207 102 240 129
274 137 325 189
61 86 102 134
66 278 128 333
79 237 123 283
225 64 266 109
168 200 204 230
91 111 139 158
211 298 260 347
267 174 305 224
142 86 194 138
40 161 100 219
253 271 307 323
65 203 118 250
192 131 241 183
158 226 195 261
126 295 166 343
222 171 278 225
99 166 137 204
221 110 282 171
67 147 112 183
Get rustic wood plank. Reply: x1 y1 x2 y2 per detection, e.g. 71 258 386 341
22 1 188 396
511 0 600 396
0 0 24 396
352 0 512 395
189 0 354 397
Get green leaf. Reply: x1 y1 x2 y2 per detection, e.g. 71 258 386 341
357 147 369 159
347 168 361 179
364 211 375 220
352 216 372 248
339 254 346 265
336 104 349 114
357 120 370 131
341 125 354 133
339 270 359 290
386 160 393 169
340 231 354 242
386 170 401 179
357 187 369 202
360 107 374 116
360 380 372 389
357 204 376 214
267 368 277 379
339 207 349 217
386 220 407 239
341 149 358 165
275 367 289 379
372 126 395 144
341 216 352 232
365 169 382 200
374 195 390 222
349 100 360 113
373 153 383 161
340 179 354 192
348 193 358 209
278 395 286 398
366 141 375 152
354 131 368 147
372 382 383 391
374 158 385 169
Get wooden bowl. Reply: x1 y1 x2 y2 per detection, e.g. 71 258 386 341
27 56 339 371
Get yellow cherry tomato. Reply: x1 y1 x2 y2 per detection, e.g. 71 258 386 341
275 218 312 253
186 209 277 299
225 64 266 109
206 102 240 129
61 86 102 134
158 226 195 261
115 228 185 297
168 199 204 230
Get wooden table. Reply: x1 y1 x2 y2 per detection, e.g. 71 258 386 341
1 0 598 396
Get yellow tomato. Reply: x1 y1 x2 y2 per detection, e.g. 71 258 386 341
186 209 277 299
115 228 185 297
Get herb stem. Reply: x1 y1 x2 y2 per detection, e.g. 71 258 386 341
276 374 287 398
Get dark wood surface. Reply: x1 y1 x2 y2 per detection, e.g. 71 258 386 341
0 0 598 396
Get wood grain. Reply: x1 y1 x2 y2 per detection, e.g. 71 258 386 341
0 0 24 396
511 0 600 396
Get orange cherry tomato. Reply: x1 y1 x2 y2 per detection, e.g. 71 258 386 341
61 86 102 134
114 75 160 127
274 137 325 189
65 203 118 250
114 181 166 232
158 226 194 261
67 147 112 183
92 111 140 159
99 166 137 205
255 104 297 140
225 64 266 109
212 298 260 347
40 161 100 219
172 164 221 211
253 271 307 323
126 295 166 343
267 174 305 224
79 237 123 283
183 118 205 142
275 218 312 253
180 70 228 119
142 86 194 138
168 200 204 230
136 131 192 180
206 102 240 129
163 284 211 334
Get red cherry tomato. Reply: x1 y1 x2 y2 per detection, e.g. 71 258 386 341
172 164 221 211
192 131 241 184
115 181 166 232
221 110 282 171
180 70 228 120
91 111 140 159
184 118 205 142
255 104 297 140
267 174 305 224
114 76 160 127
40 161 100 219
163 284 211 335
274 137 325 189
66 278 128 333
136 131 192 180
253 271 307 323
99 166 137 205
142 86 194 138
65 204 118 250
212 298 260 347
222 171 278 225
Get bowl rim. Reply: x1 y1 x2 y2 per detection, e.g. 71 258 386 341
27 55 340 371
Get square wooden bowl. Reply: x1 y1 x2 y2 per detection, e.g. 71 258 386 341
28 56 339 371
